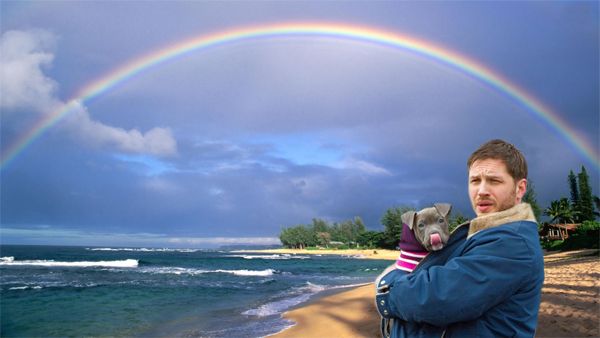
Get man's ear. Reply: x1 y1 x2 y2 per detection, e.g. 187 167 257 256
516 179 527 202
434 203 452 217
401 210 417 230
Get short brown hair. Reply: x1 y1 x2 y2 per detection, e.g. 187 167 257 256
467 139 528 180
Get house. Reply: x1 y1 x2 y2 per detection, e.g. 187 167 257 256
539 223 579 241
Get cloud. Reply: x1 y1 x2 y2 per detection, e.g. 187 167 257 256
0 29 58 111
0 226 280 248
1 29 178 157
64 103 177 157
336 157 391 176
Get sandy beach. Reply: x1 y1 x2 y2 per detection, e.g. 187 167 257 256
268 249 599 338
239 248 401 261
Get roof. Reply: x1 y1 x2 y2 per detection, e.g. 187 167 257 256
543 223 579 230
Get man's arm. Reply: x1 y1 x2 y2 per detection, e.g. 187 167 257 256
377 225 536 327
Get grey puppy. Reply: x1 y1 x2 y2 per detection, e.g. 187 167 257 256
400 203 452 251
376 203 452 338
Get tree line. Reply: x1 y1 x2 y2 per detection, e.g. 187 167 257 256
279 211 467 250
279 165 598 250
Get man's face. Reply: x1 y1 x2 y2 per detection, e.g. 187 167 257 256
468 158 527 216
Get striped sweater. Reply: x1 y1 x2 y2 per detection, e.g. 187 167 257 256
395 250 428 272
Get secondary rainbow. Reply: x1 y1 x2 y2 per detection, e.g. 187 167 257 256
2 22 598 169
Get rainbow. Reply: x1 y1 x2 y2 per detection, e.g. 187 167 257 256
2 22 598 169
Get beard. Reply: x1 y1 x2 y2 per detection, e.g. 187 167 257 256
473 185 519 215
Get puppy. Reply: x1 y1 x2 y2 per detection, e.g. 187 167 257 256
401 203 451 252
376 203 452 282
376 203 452 338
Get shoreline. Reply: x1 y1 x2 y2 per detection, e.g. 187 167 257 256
267 249 599 338
266 284 380 338
234 248 400 261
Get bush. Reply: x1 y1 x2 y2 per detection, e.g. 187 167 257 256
577 220 600 232
542 239 564 251
561 221 599 250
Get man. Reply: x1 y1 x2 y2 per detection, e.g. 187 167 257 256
375 139 544 337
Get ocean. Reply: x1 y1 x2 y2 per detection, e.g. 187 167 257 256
0 245 391 337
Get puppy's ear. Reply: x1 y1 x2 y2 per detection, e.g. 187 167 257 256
401 210 417 229
434 203 452 217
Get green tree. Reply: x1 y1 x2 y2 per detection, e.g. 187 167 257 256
353 216 366 237
449 212 470 232
523 180 542 221
568 170 580 219
338 220 355 244
311 218 329 234
316 231 331 247
381 206 412 249
544 198 578 224
279 224 318 249
577 166 595 222
357 231 385 248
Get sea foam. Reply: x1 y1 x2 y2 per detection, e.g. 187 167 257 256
242 282 326 317
229 254 310 260
140 267 277 277
215 269 276 277
86 248 199 253
241 281 369 317
0 257 139 268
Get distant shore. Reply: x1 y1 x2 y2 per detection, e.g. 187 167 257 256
237 248 400 261
267 249 599 338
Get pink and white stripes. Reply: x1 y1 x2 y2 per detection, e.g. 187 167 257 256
396 250 428 272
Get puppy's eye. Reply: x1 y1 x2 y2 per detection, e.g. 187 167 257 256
438 218 444 223
418 223 425 229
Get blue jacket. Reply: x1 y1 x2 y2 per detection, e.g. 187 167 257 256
375 203 544 338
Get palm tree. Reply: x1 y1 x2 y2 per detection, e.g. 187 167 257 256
544 198 578 224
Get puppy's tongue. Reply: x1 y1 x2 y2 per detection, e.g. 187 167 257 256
430 233 443 251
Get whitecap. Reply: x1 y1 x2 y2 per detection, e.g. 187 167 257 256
87 248 198 253
0 258 139 268
138 267 277 277
214 269 276 277
8 285 43 291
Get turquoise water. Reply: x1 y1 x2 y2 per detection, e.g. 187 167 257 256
0 245 391 337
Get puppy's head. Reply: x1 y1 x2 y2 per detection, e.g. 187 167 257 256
401 203 452 251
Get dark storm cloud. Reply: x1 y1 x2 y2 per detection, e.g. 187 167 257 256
1 1 597 246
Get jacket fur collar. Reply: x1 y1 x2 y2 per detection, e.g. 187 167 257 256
468 203 537 239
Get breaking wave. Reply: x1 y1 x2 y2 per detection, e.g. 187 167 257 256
229 254 309 260
86 248 199 253
139 267 277 277
0 257 139 268
242 281 369 317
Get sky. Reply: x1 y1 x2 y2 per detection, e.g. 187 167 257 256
1 1 598 248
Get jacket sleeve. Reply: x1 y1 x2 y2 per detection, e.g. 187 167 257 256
379 225 536 326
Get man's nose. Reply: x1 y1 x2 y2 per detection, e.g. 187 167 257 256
477 181 490 195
